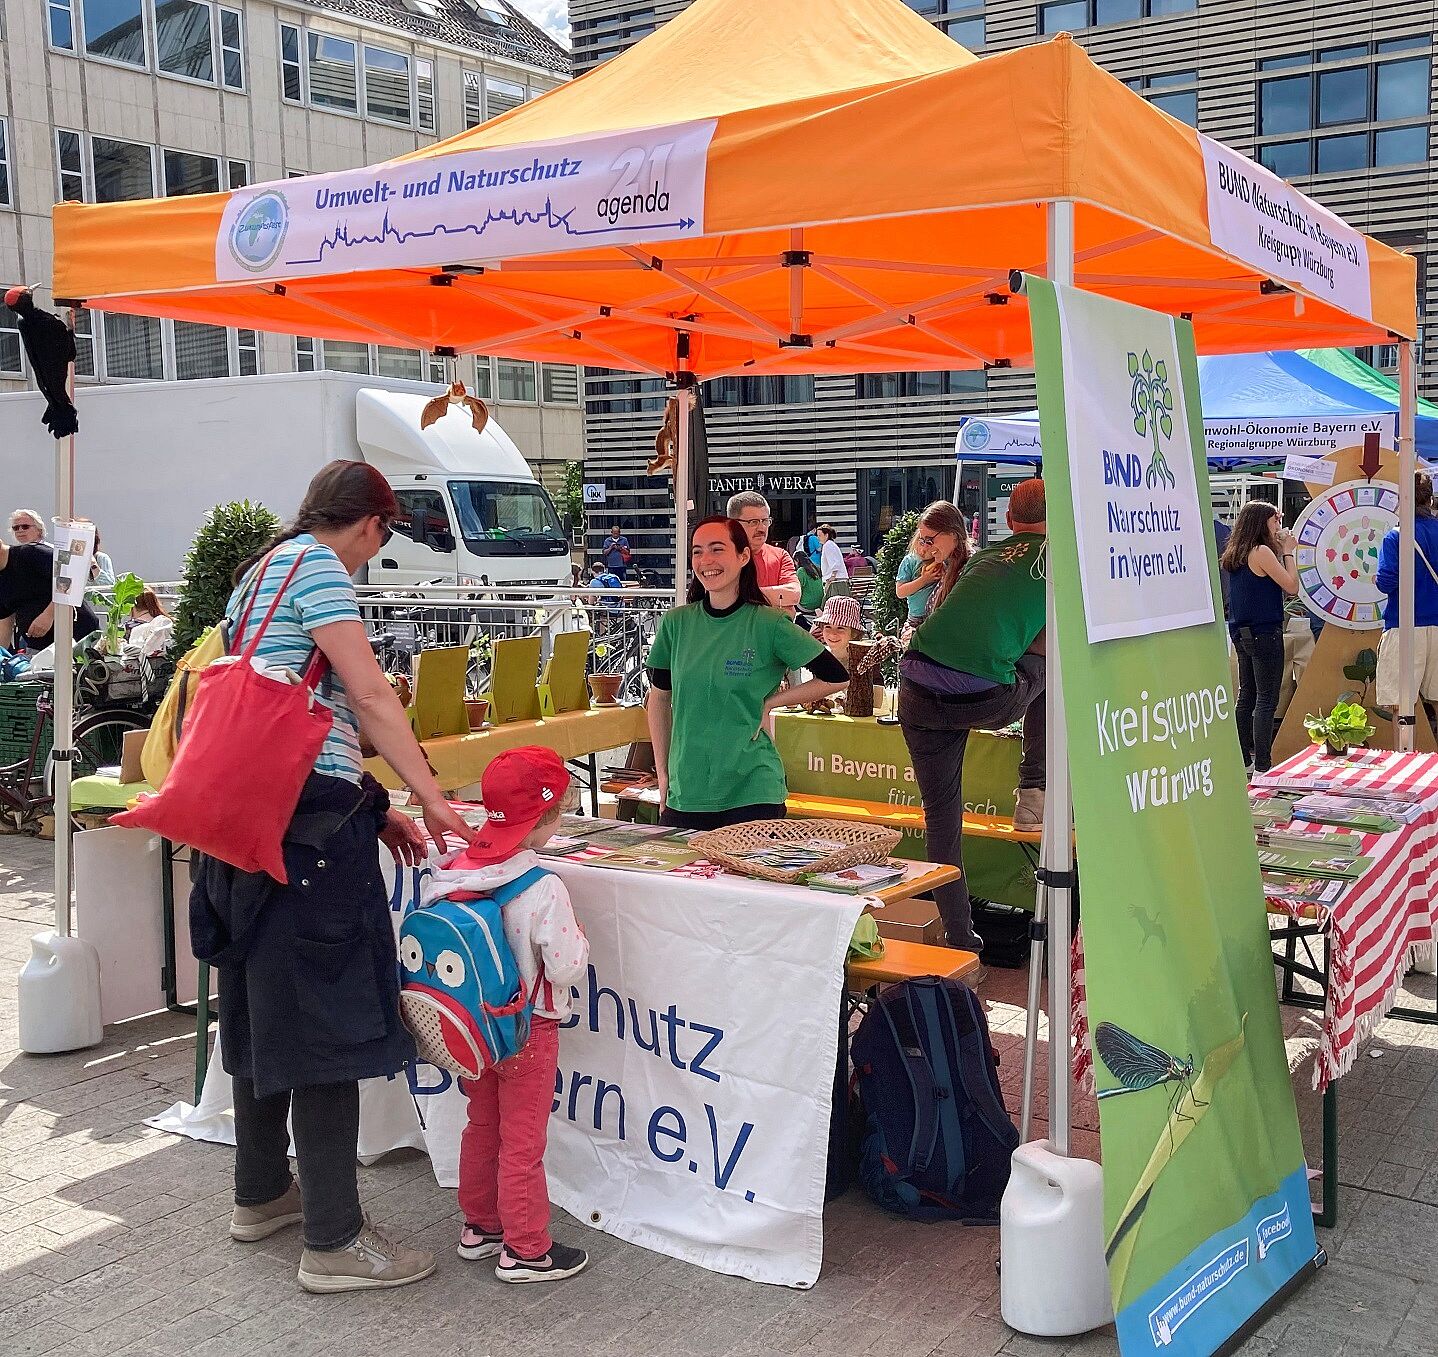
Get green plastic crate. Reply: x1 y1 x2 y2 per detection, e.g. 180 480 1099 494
0 680 54 770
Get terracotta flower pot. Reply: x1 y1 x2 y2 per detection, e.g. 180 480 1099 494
589 674 622 706
465 699 489 729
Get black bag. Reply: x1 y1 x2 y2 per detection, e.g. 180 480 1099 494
972 899 1033 969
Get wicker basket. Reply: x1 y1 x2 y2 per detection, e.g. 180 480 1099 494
691 817 902 884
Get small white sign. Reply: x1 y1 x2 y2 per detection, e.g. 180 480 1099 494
582 482 607 505
217 120 716 282
1054 286 1215 643
51 518 96 609
1282 454 1338 486
1200 135 1371 321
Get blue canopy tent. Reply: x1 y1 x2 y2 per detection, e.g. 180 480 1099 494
956 349 1438 467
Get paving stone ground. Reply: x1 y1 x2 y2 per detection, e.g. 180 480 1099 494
1 833 1434 1357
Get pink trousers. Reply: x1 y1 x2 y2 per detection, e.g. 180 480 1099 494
457 1017 558 1258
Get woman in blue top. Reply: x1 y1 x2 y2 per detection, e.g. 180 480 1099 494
1375 471 1438 717
1220 501 1297 773
190 461 476 1295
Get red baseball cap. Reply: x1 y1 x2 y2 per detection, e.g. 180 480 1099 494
454 746 571 867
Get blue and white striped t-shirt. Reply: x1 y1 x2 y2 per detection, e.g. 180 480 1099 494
224 535 364 783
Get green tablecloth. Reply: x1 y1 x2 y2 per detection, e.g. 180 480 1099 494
773 711 1035 910
71 774 153 810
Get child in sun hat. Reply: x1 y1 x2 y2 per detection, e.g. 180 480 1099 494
810 594 865 670
420 745 590 1283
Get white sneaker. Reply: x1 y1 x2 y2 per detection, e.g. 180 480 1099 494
1013 788 1045 831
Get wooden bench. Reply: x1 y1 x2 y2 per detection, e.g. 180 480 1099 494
785 792 1044 845
846 938 981 988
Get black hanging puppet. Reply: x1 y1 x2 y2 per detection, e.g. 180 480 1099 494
4 288 80 439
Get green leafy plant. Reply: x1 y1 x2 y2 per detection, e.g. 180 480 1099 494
1304 700 1377 755
103 573 146 653
1129 348 1176 490
560 460 586 542
871 510 920 637
171 501 281 654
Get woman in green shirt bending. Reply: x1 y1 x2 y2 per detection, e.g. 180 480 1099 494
646 517 849 829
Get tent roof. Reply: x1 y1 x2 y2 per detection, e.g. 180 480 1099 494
51 0 1417 377
958 348 1438 462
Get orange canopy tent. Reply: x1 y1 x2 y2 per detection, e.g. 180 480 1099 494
52 0 1416 375
45 0 1424 1146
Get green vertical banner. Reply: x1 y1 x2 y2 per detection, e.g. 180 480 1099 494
1029 276 1317 1357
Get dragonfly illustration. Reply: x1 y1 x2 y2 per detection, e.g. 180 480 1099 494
1094 1022 1208 1146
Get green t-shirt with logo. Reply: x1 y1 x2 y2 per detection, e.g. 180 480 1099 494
907 533 1047 685
648 600 824 812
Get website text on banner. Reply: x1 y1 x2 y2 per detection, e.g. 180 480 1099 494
217 121 715 282
1030 275 1318 1357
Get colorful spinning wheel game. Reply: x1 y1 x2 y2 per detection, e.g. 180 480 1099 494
1292 478 1397 631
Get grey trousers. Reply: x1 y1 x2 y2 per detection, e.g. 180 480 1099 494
898 654 1047 949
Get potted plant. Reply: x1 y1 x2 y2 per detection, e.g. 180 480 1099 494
170 500 282 654
588 641 622 706
100 573 146 654
1304 701 1376 758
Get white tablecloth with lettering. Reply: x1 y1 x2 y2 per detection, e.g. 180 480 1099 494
149 844 862 1288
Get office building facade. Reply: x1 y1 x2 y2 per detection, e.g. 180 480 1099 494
571 0 1433 568
0 0 585 484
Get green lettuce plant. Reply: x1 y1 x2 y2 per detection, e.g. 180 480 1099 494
1304 700 1376 755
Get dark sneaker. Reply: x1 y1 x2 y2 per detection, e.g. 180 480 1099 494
230 1181 303 1242
297 1220 436 1293
494 1241 589 1284
457 1224 504 1261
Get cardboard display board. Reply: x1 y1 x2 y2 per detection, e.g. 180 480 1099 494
486 635 543 724
408 645 471 740
541 629 592 715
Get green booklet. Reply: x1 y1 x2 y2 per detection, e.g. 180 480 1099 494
1254 841 1372 880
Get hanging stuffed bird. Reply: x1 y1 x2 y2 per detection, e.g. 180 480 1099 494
420 381 489 436
4 288 79 438
648 396 678 477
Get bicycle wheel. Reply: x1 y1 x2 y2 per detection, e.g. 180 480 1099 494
46 708 151 792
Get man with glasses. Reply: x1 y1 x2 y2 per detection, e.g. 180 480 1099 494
726 491 800 612
9 510 45 545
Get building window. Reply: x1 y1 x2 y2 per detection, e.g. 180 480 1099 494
227 159 249 189
497 359 536 401
294 339 436 378
472 356 494 400
377 345 423 380
164 148 220 196
1038 0 1192 32
463 72 484 128
219 5 243 87
417 58 436 131
706 375 816 405
0 118 10 209
860 465 950 556
308 33 359 112
0 312 20 376
486 77 526 120
1256 45 1432 177
854 370 985 399
49 0 76 49
105 313 165 380
156 0 215 81
295 336 318 371
944 7 984 47
541 364 580 404
322 340 371 373
73 310 96 378
280 21 303 100
1127 70 1197 126
83 0 146 65
56 130 85 201
92 137 155 202
236 329 260 376
364 45 411 123
173 321 230 379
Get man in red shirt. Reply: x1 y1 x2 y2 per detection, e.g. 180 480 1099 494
726 491 800 612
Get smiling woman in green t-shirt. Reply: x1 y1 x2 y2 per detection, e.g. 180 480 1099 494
646 516 850 829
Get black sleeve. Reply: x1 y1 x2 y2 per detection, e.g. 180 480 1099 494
647 666 673 691
808 650 849 683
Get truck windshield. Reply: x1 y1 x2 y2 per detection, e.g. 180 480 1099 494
447 480 568 557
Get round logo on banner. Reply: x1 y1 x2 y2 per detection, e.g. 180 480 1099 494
961 420 991 451
1292 478 1397 631
228 191 289 273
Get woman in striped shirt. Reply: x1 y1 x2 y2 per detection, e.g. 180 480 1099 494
191 461 476 1295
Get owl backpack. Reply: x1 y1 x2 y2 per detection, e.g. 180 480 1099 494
398 866 550 1079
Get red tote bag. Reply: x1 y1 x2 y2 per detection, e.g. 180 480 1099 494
113 550 334 883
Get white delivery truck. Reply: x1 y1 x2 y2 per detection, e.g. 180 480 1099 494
0 371 571 588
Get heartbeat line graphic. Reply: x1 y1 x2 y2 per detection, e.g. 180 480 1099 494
284 197 698 268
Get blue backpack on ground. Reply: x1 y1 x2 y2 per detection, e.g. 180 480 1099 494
851 976 1019 1222
397 865 549 1080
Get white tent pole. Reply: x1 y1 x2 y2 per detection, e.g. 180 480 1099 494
1043 199 1076 1157
1397 341 1418 754
673 385 692 603
53 315 77 937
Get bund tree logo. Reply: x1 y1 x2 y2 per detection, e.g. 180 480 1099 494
1129 349 1177 490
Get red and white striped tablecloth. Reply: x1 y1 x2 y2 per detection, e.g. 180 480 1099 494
1072 747 1438 1094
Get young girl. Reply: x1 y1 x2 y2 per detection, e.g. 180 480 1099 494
1220 501 1298 774
810 595 865 669
646 516 848 828
425 746 591 1283
895 525 941 638
910 501 972 615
